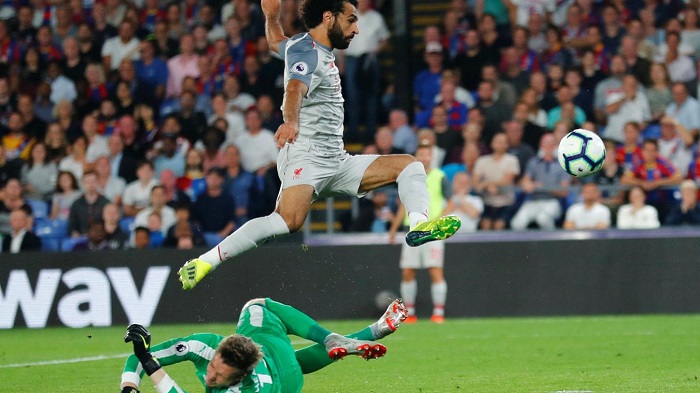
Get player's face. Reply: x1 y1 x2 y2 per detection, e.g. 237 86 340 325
205 354 239 387
328 3 359 50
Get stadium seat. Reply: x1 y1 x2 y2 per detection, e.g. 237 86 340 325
119 217 135 233
35 219 69 252
203 232 222 247
27 199 49 219
62 236 87 252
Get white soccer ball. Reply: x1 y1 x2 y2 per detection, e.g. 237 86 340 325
557 128 606 177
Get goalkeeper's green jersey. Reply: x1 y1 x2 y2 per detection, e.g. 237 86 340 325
121 333 277 393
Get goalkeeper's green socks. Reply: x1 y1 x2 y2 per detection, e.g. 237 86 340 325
264 298 332 344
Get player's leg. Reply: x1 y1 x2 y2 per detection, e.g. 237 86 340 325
510 201 535 230
294 299 408 374
178 185 314 290
426 241 446 323
534 199 562 230
358 155 461 247
263 298 388 361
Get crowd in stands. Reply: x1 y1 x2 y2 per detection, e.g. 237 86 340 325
2 0 700 253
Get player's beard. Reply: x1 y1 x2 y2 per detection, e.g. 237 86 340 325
328 19 352 50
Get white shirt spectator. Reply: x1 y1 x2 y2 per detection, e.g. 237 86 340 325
134 205 177 235
49 76 77 104
666 97 700 132
448 194 484 232
122 178 159 210
659 137 693 178
101 36 140 70
235 129 279 173
665 55 696 83
211 112 246 145
86 135 110 163
229 93 257 114
605 91 651 143
10 229 26 253
616 204 660 229
345 7 389 57
58 155 84 181
100 176 127 203
510 0 556 27
564 202 611 229
435 86 476 109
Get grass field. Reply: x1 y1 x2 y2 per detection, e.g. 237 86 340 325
1 314 699 392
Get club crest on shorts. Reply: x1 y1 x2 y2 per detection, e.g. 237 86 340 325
291 61 309 75
293 167 303 179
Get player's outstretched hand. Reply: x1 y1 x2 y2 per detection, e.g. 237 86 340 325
261 0 281 19
124 324 152 360
274 123 299 148
124 324 161 376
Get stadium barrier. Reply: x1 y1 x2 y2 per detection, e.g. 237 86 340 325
2 228 700 328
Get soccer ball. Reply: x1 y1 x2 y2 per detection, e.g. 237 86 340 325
557 129 606 177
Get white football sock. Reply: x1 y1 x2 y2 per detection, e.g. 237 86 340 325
397 162 429 229
400 279 417 316
431 281 447 316
199 212 290 268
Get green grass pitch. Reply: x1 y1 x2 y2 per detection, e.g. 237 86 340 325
1 314 699 392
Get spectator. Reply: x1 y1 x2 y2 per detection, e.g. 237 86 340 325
604 74 651 143
388 109 417 155
666 82 700 138
122 160 158 217
417 128 446 171
512 100 545 150
2 112 34 162
589 138 626 210
499 46 530 96
579 48 606 92
145 212 165 247
68 171 110 237
166 34 199 98
85 63 110 114
627 18 656 61
419 79 469 132
199 127 227 172
482 63 518 108
102 20 140 72
20 141 57 202
153 133 186 178
71 221 110 251
132 226 150 249
351 189 395 233
547 85 587 130
134 185 176 236
76 23 103 64
116 114 146 160
176 90 208 146
222 144 254 224
210 92 245 145
443 171 483 233
235 108 278 175
616 186 660 229
17 94 47 141
600 4 626 54
44 122 68 164
615 122 644 172
164 203 205 249
134 39 168 102
452 29 487 92
21 48 43 96
620 35 651 87
646 63 672 123
58 135 88 181
108 133 138 184
152 20 179 59
102 202 127 249
665 180 700 226
83 115 109 163
414 42 444 112
621 138 682 221
113 80 136 117
0 145 21 187
539 24 574 71
342 0 389 141
504 120 535 179
477 80 512 144
1 209 41 253
62 37 86 84
565 67 594 122
658 31 695 83
94 155 126 205
520 88 548 129
442 142 481 182
256 94 283 133
159 168 191 209
36 26 62 64
178 148 207 201
256 37 284 105
478 12 511 65
0 178 32 234
526 11 547 53
192 167 236 240
473 132 520 230
511 133 570 230
681 8 700 59
223 74 256 115
563 183 611 230
50 170 80 220
505 0 555 28
593 54 626 124
657 115 694 178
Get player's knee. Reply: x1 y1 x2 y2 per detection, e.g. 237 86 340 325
242 298 266 310
276 210 306 233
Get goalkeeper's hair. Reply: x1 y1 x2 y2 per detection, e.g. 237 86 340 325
299 0 358 30
217 335 264 376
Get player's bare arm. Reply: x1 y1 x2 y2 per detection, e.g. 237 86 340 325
275 79 308 148
261 0 287 55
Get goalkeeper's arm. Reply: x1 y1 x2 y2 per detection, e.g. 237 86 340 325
122 324 188 393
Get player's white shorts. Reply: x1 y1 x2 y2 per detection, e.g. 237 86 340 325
277 142 380 200
399 240 445 269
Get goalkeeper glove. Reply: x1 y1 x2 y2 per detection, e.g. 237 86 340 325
124 324 161 376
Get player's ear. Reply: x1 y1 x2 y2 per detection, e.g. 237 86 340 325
323 10 335 27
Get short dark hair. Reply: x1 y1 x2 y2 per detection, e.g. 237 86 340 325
134 226 150 235
299 0 358 30
643 138 659 149
217 334 263 377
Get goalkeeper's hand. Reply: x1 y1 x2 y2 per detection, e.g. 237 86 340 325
124 324 160 376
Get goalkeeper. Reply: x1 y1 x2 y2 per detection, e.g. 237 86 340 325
120 297 407 393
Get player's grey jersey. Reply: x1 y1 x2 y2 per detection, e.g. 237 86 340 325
280 33 345 154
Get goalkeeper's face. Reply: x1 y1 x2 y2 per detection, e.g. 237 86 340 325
205 353 240 387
